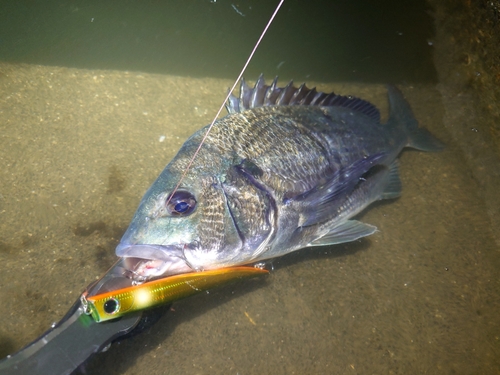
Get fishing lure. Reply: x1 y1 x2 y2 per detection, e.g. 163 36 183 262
82 266 268 322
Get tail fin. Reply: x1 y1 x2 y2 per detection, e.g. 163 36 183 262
387 85 444 152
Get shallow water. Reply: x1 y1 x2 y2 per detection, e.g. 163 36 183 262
1 1 499 375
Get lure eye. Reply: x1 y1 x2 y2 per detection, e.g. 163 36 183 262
166 190 196 216
103 298 120 315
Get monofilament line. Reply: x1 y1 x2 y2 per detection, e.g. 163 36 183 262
165 0 285 207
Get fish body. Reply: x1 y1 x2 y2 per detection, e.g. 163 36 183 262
116 77 442 278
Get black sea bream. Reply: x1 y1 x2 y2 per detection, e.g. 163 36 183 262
116 76 443 278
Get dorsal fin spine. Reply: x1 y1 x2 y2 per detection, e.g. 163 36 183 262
224 76 381 123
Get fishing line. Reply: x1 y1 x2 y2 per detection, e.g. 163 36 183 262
165 0 285 208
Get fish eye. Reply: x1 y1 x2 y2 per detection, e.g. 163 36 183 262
166 190 196 216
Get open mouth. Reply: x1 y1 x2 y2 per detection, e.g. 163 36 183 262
116 243 194 279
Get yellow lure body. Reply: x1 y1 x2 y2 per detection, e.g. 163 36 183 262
84 266 268 322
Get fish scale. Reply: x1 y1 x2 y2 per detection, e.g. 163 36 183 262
208 107 336 195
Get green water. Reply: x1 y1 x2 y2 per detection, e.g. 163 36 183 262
0 0 435 83
0 1 499 374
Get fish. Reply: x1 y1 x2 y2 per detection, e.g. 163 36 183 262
116 76 443 279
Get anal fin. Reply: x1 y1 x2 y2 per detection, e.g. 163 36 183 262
309 220 377 247
380 160 402 200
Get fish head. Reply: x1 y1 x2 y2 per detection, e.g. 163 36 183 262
116 170 236 278
115 157 270 279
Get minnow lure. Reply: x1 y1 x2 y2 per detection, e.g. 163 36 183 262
82 266 268 322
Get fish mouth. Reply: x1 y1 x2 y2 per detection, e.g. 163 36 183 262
116 243 194 278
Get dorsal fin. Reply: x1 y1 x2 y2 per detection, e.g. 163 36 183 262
225 75 381 123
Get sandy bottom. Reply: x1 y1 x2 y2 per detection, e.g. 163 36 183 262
0 63 498 374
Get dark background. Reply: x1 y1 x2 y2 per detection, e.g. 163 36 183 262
0 0 436 83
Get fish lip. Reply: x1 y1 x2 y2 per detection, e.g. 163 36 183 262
116 242 185 262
